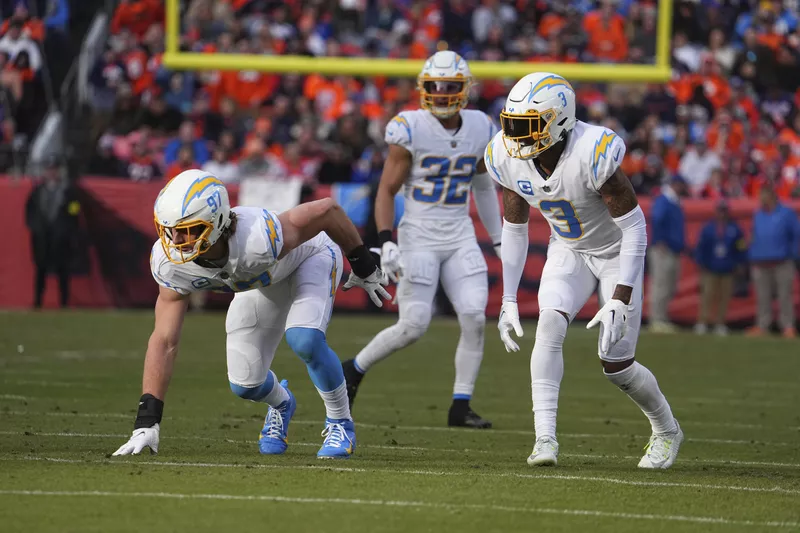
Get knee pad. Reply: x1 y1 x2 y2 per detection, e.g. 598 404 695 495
397 301 432 342
458 311 486 343
285 327 326 364
535 309 569 348
230 371 275 401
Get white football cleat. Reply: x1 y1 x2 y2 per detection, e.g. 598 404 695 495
638 420 684 469
527 436 559 467
714 324 729 337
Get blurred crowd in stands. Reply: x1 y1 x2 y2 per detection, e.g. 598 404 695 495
57 0 800 199
0 0 70 170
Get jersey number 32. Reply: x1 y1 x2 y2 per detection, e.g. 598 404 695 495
413 156 477 205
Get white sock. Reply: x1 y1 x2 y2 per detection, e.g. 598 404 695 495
605 362 677 435
316 382 351 420
354 320 425 372
264 384 289 408
531 310 567 440
453 312 485 397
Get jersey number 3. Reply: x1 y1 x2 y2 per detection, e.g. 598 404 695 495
413 156 477 205
540 200 583 239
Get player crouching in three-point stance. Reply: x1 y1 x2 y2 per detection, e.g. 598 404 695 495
112 169 389 459
342 51 503 428
488 72 683 468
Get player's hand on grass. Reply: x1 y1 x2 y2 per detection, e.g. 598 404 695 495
587 299 631 355
498 301 523 352
343 268 391 307
112 424 160 456
380 241 403 283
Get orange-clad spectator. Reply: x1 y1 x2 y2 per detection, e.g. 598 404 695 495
530 36 576 63
538 10 565 39
198 69 223 111
126 139 162 182
583 0 628 62
700 168 728 199
706 110 745 152
382 78 417 107
237 138 272 179
778 115 800 156
663 146 682 174
0 4 45 42
164 145 197 180
268 143 319 185
621 150 645 177
779 151 800 193
0 19 42 72
745 172 793 200
244 117 272 147
752 120 781 161
697 56 731 109
122 46 149 96
754 3 785 51
304 76 358 122
221 70 278 110
111 0 163 38
729 78 760 128
671 65 731 110
415 4 441 42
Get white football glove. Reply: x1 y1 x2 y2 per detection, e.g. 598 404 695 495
342 268 391 307
112 424 160 456
498 301 524 352
380 241 403 283
587 299 632 355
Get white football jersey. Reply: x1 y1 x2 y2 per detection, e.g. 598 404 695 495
485 121 627 257
385 108 498 250
150 206 335 295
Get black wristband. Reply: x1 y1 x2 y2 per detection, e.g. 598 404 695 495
134 393 164 429
347 244 378 279
378 230 393 247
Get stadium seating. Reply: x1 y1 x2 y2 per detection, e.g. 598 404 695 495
82 0 800 199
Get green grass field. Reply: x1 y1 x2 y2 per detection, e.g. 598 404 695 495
1 311 799 532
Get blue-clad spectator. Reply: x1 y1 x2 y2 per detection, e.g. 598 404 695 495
747 185 800 338
163 120 210 166
693 201 747 336
45 0 69 32
648 175 687 333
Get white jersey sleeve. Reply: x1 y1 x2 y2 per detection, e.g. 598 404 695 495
484 131 512 189
588 128 626 191
384 112 414 152
150 243 193 295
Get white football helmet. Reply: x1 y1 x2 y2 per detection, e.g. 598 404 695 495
154 168 232 264
500 72 577 159
417 50 473 118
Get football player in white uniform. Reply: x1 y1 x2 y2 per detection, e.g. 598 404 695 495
487 72 683 468
342 51 503 429
111 169 390 459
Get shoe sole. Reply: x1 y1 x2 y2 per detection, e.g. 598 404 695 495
527 453 557 467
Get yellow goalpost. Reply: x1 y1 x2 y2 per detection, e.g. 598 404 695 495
162 0 673 82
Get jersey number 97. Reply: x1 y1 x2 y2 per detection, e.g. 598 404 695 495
413 156 477 205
